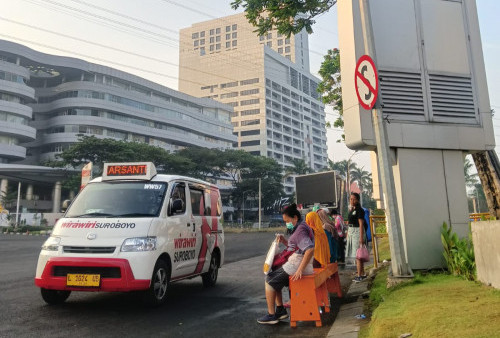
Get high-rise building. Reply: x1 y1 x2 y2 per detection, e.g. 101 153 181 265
179 13 328 193
0 39 236 213
0 39 236 165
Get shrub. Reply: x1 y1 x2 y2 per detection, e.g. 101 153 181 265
440 222 476 281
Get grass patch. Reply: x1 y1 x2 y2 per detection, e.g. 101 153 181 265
360 268 500 338
375 237 391 262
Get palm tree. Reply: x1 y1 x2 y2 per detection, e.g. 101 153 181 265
464 158 479 189
286 158 313 176
350 167 372 205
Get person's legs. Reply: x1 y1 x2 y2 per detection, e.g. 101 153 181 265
265 284 277 314
275 291 283 307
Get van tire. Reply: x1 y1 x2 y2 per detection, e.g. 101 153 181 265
144 259 170 306
40 288 71 305
202 252 219 287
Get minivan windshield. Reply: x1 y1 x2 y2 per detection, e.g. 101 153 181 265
66 182 167 218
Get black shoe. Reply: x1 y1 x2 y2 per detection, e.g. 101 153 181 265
257 313 279 324
275 306 289 320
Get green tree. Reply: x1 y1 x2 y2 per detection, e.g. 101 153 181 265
231 0 337 36
286 158 313 176
464 158 479 189
318 48 343 141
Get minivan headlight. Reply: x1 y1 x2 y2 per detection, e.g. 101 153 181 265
120 237 157 252
41 236 61 251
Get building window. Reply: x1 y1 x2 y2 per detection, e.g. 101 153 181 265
226 41 231 48
278 47 283 54
220 92 238 99
278 39 283 46
210 45 214 51
200 31 205 37
200 47 205 55
194 40 199 47
216 35 221 42
241 109 260 116
216 43 221 50
192 32 199 39
240 78 259 85
200 39 205 45
210 29 214 35
267 33 272 39
232 32 237 39
221 81 238 88
267 41 272 47
240 88 259 96
226 33 231 40
216 27 221 34
285 38 291 44
226 25 231 32
232 24 237 30
259 35 264 41
241 99 260 106
210 37 215 43
232 40 237 47
285 46 291 53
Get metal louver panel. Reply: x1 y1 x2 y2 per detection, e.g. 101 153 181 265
379 70 425 118
429 74 476 122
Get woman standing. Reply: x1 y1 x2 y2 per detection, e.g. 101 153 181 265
317 208 338 263
257 204 315 324
346 192 367 282
305 211 331 267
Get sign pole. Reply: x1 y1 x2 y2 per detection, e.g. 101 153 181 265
358 0 410 277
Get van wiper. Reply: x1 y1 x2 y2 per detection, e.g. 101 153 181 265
70 212 114 218
112 212 155 218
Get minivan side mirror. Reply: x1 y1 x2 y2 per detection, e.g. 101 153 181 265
170 199 184 215
61 199 71 213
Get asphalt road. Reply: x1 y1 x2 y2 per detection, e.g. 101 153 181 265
0 232 350 338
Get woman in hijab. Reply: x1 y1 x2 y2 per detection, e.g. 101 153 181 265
317 208 338 263
305 211 331 267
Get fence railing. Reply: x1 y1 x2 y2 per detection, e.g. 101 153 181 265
369 212 494 268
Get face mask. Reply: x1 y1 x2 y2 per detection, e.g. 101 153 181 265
286 222 294 230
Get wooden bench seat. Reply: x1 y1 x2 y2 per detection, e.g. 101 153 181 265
288 262 342 327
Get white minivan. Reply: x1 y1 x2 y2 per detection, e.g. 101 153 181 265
35 162 224 305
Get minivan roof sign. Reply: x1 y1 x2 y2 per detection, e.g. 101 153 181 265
102 162 157 181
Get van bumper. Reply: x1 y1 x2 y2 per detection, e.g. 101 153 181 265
34 257 150 292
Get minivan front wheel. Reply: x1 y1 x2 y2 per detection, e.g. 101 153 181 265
41 288 71 305
144 259 170 306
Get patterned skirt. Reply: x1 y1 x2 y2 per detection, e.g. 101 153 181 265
346 226 361 260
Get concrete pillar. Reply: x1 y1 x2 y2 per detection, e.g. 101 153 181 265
26 184 33 201
52 181 62 213
392 149 469 269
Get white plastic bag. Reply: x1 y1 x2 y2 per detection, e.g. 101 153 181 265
263 239 279 275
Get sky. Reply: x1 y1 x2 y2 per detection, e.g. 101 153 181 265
2 0 500 171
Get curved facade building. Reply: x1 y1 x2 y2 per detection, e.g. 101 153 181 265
0 40 236 164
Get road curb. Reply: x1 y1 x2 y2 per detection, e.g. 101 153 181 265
327 275 370 338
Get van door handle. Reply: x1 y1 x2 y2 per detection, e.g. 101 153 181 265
192 222 196 232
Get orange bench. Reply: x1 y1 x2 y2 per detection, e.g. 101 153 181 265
288 262 342 327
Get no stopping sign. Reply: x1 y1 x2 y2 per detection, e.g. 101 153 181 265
355 55 379 110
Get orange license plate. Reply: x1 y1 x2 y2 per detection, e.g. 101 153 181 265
66 274 100 287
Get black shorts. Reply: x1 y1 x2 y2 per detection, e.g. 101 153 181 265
265 267 290 292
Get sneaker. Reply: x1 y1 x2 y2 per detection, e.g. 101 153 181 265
353 276 363 283
360 275 368 280
257 313 279 325
275 306 289 320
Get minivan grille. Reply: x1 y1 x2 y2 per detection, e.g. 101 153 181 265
53 266 121 278
63 246 116 254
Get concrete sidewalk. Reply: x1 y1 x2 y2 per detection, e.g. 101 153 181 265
327 273 370 338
